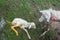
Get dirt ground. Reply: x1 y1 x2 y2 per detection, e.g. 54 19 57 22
51 21 60 40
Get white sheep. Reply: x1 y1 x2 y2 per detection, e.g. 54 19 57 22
39 8 60 37
10 18 36 39
39 8 60 22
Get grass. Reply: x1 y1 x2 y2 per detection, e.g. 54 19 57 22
0 0 60 40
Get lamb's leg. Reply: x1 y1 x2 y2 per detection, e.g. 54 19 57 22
19 25 31 39
40 28 50 37
19 25 23 29
23 28 31 39
11 26 18 36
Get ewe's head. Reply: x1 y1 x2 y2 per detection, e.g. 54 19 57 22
39 16 45 22
40 9 50 14
39 9 51 22
39 10 48 22
29 22 36 29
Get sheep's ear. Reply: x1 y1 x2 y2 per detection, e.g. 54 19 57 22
29 25 31 29
40 11 43 13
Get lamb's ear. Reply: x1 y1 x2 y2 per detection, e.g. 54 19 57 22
29 25 31 29
40 11 43 13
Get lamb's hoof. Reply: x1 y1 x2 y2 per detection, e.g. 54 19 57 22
16 34 18 36
29 37 31 40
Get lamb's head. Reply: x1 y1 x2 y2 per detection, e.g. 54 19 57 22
29 22 36 29
39 10 51 22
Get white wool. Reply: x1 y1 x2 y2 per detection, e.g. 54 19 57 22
39 8 60 22
12 18 28 28
39 8 60 37
50 10 60 20
12 18 36 29
39 9 51 22
11 18 36 39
